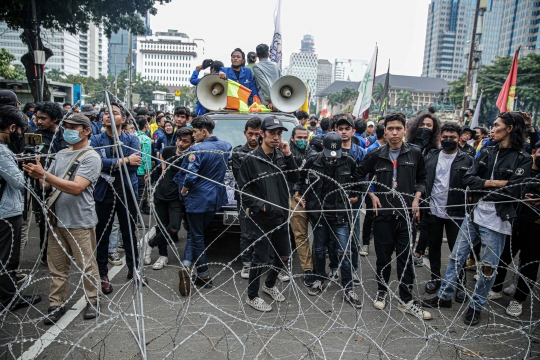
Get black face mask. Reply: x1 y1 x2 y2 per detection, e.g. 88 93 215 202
441 138 458 152
473 134 480 141
310 121 317 127
9 132 23 153
414 128 432 149
535 156 540 168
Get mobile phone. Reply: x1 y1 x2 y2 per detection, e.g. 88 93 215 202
24 133 43 146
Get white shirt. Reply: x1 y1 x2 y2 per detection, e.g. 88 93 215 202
430 151 459 219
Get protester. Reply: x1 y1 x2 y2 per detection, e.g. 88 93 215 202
457 127 476 156
135 116 153 215
63 103 72 111
252 44 280 109
296 111 309 129
423 111 532 326
356 112 432 320
24 113 102 323
0 105 42 311
246 51 257 72
472 126 488 153
218 48 258 105
152 115 167 156
190 61 224 115
406 113 441 155
176 115 232 296
237 116 298 312
22 102 37 130
231 117 262 279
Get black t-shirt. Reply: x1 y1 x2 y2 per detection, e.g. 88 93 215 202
521 167 540 221
154 146 184 201
233 69 241 81
322 162 337 220
105 136 127 200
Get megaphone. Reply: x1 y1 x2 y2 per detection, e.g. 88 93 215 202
196 74 228 111
270 75 307 113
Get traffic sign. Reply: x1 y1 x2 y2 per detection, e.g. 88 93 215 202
175 90 182 96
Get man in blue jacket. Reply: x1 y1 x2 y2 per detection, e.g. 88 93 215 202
219 48 259 105
177 115 232 296
90 103 146 294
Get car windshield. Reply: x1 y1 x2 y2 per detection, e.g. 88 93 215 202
212 117 296 148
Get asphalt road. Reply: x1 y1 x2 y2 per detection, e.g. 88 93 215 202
1 214 539 359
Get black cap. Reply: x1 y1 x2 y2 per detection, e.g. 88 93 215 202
460 126 475 138
64 113 91 128
80 104 97 116
261 115 288 131
0 90 18 105
335 117 354 127
323 132 342 158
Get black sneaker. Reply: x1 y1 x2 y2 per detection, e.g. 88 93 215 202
344 290 363 309
194 276 213 288
464 307 481 326
44 306 65 325
303 270 315 287
422 296 452 309
83 301 99 320
307 280 323 296
425 279 441 294
455 288 466 303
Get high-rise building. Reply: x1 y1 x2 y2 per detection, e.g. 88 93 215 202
498 0 540 57
81 24 108 78
108 29 136 78
316 59 332 95
333 58 368 82
300 34 315 53
288 52 318 97
135 29 204 88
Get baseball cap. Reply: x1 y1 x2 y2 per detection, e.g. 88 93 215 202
335 117 354 127
80 104 97 116
322 132 342 158
63 113 91 128
367 121 375 127
0 90 19 106
261 115 288 131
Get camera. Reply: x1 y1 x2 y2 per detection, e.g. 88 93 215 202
23 133 43 165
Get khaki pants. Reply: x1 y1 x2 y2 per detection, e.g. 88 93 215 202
47 227 100 306
289 196 313 271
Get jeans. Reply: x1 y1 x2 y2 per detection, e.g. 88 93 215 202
426 214 464 282
492 220 540 302
372 215 415 303
182 211 215 278
0 216 22 307
108 214 122 253
362 196 375 246
248 222 291 300
238 207 254 268
438 218 507 311
152 199 182 257
313 219 352 291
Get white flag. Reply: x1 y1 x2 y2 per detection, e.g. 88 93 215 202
469 89 483 129
353 46 378 119
269 0 282 71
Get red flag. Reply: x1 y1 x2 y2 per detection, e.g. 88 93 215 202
496 49 519 112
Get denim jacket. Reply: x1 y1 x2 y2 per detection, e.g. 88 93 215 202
0 142 24 218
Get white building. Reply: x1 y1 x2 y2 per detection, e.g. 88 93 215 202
81 24 108 78
316 59 332 96
135 29 204 89
333 58 368 82
288 52 318 97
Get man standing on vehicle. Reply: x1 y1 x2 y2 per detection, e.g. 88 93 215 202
237 116 298 312
252 44 280 110
231 117 262 279
219 48 259 105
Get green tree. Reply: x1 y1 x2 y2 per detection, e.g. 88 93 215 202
372 82 386 106
327 91 342 114
0 0 172 101
45 68 66 81
396 91 413 110
0 48 25 80
340 87 359 106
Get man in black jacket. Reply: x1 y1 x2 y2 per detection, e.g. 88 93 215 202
356 112 431 320
457 127 476 157
420 123 473 301
423 111 532 326
231 117 261 279
237 116 298 312
297 132 363 308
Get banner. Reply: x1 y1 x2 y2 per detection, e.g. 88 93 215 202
496 48 519 112
379 60 390 117
469 89 483 128
269 0 283 72
353 46 377 119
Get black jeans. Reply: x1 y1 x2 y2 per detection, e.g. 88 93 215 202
137 175 148 209
413 216 430 255
153 199 182 257
426 214 465 284
238 207 254 267
248 222 291 300
95 197 139 277
492 220 540 302
373 215 415 302
362 195 375 246
0 216 22 307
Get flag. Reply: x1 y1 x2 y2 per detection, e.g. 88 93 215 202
269 0 283 71
353 46 378 119
496 48 519 112
379 60 390 117
226 80 251 112
299 84 309 113
320 104 328 117
469 89 483 128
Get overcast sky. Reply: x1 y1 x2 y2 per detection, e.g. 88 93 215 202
150 0 431 76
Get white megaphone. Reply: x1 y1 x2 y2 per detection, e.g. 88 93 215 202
196 74 228 111
270 75 307 113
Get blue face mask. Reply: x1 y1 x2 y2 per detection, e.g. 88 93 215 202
63 129 83 144
295 140 307 150
27 111 34 117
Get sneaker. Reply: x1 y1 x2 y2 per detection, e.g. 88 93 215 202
16 273 28 285
329 268 339 282
278 271 290 282
352 272 361 285
143 239 153 265
424 279 441 294
245 297 272 312
43 306 66 325
152 256 168 270
413 254 423 267
359 245 369 256
117 244 125 253
422 295 452 309
503 283 517 296
178 267 191 296
487 290 503 300
373 291 388 310
262 285 285 302
83 301 99 320
194 276 213 289
398 300 432 320
240 266 250 279
308 280 323 296
506 300 522 317
464 307 481 326
108 252 122 266
344 290 363 309
303 270 315 287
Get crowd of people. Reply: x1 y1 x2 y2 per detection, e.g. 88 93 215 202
0 44 539 328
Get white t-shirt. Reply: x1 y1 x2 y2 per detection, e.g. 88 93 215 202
430 151 459 219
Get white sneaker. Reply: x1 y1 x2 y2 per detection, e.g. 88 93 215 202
487 290 503 300
398 300 432 320
503 283 517 296
246 297 272 312
505 300 522 317
240 267 250 279
373 291 388 310
108 252 122 266
359 245 369 256
278 271 290 282
344 290 363 309
262 285 285 302
152 256 168 270
329 268 339 282
143 239 153 265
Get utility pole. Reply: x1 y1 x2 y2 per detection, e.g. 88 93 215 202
126 31 133 109
30 0 44 102
462 0 481 117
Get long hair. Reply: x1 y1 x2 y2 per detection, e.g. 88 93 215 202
498 112 526 150
406 113 440 149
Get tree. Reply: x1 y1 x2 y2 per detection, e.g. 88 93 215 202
0 0 171 102
0 48 25 80
327 92 342 114
340 87 359 106
372 82 386 106
396 91 413 110
45 68 65 81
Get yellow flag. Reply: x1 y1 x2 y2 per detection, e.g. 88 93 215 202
299 85 309 113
